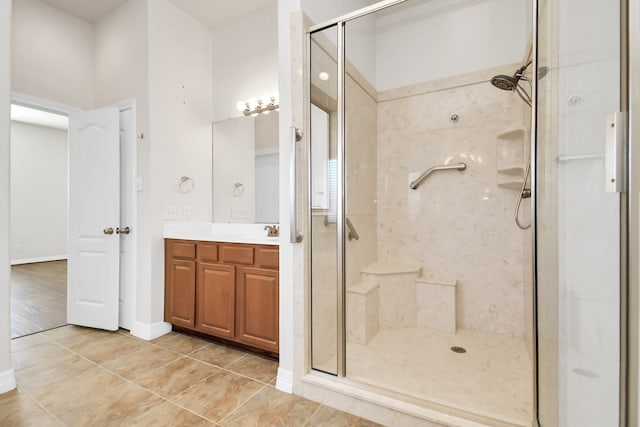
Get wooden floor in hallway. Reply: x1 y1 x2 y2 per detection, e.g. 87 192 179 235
11 260 67 338
2 326 381 426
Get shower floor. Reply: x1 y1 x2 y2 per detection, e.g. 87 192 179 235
321 327 533 426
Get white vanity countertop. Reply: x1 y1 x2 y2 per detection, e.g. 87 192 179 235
163 223 280 246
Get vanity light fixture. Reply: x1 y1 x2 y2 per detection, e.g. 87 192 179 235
236 94 279 116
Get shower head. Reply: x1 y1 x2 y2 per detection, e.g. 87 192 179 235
490 60 533 107
490 60 532 91
490 74 519 91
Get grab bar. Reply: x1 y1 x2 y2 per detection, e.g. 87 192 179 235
323 215 360 241
409 162 467 190
346 217 359 241
290 126 304 243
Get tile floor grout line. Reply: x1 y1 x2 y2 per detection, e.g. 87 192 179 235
168 366 223 401
303 403 324 427
183 353 245 372
24 390 70 427
215 382 270 426
185 353 278 387
131 332 210 358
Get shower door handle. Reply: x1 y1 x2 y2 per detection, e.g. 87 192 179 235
605 112 627 193
290 126 304 243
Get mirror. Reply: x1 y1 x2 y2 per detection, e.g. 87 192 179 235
212 112 279 223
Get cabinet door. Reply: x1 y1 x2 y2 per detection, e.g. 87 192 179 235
166 258 196 329
197 262 235 339
236 267 279 352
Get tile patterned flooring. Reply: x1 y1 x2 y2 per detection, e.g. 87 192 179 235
10 261 67 338
2 326 381 426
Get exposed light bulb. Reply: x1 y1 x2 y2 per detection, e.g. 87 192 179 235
248 98 258 110
318 72 330 81
236 101 247 112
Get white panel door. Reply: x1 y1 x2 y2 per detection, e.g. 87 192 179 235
67 108 120 331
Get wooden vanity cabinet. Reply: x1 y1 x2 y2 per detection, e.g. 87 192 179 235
236 267 279 352
197 262 235 339
164 239 279 353
164 241 196 329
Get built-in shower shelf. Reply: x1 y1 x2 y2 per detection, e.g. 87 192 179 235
497 166 524 174
497 181 524 190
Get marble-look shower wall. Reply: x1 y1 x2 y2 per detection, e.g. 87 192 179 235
376 67 529 337
345 77 378 289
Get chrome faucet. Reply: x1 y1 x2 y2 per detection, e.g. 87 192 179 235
264 225 279 237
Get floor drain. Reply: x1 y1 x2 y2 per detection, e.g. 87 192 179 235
451 346 467 354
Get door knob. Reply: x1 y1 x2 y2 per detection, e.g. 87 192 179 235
103 227 114 235
116 227 131 235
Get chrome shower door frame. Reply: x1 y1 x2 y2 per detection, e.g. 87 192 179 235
307 0 410 380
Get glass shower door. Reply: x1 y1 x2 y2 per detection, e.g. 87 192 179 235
309 25 340 375
536 0 625 425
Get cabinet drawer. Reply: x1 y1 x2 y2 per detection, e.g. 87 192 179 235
167 241 196 259
255 247 279 269
222 245 254 265
197 243 218 262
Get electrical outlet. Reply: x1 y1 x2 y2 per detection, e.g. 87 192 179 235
14 244 21 253
183 207 192 220
165 206 182 220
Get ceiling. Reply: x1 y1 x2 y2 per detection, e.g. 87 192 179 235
38 0 276 27
38 0 128 23
168 0 276 28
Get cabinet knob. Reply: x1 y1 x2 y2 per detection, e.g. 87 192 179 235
103 227 114 235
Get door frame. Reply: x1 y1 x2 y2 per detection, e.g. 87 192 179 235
625 0 640 422
9 92 137 331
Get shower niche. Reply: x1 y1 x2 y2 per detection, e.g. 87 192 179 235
497 129 527 190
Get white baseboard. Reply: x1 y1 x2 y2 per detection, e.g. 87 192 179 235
11 255 67 265
130 321 172 341
0 369 16 394
276 367 293 393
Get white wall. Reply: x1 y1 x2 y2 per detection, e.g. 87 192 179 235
375 0 531 90
11 0 94 109
302 0 531 91
300 0 377 26
148 0 213 326
0 0 15 394
94 0 148 109
211 5 278 122
10 122 68 263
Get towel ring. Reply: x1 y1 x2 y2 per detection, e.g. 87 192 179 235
179 176 194 193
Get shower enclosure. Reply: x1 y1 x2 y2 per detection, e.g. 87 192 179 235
305 0 627 425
